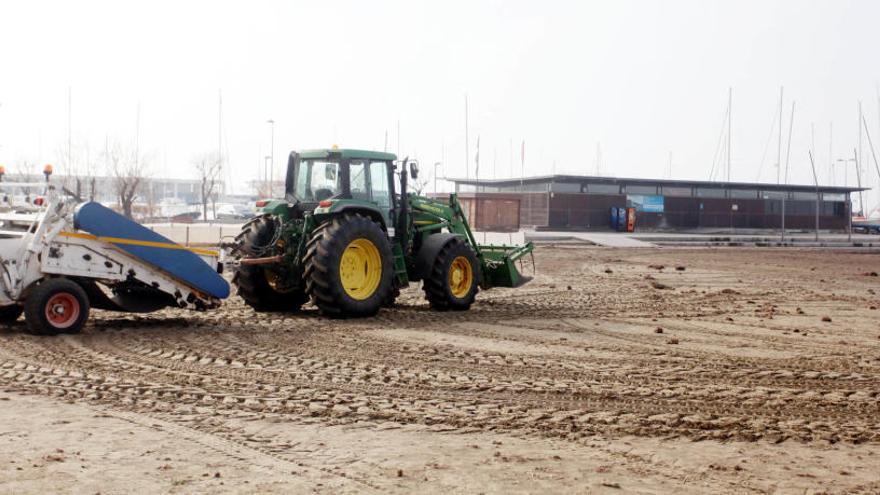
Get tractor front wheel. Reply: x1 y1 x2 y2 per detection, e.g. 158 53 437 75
24 278 90 335
423 239 480 311
232 215 307 312
304 214 393 317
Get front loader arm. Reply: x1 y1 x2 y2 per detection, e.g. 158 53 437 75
409 193 534 288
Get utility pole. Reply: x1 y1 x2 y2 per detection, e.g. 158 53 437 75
218 90 223 200
67 87 72 176
828 122 833 185
464 94 469 179
135 102 140 170
784 101 795 184
509 138 513 178
667 151 672 179
383 130 387 152
266 119 275 197
474 136 480 180
777 86 783 184
810 122 815 175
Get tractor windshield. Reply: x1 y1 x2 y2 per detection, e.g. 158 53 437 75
294 160 341 201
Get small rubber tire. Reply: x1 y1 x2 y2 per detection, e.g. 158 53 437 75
423 238 480 311
24 278 90 335
303 213 393 318
232 215 307 312
0 305 23 325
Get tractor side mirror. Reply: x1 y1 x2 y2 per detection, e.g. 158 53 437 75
409 162 419 180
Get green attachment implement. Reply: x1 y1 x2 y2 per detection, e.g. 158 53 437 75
478 241 534 288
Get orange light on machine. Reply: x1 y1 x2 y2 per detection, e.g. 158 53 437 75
0 165 5 182
255 200 269 208
34 197 45 206
318 200 332 207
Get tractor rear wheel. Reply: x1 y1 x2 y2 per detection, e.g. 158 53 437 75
24 278 90 335
232 215 307 312
304 213 393 317
423 238 480 311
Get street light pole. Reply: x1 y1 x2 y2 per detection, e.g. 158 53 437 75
433 162 441 195
267 119 275 197
264 156 271 197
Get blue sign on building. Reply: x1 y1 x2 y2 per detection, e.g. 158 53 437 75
627 195 664 213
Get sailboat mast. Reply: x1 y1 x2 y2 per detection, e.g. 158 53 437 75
464 95 469 179
777 86 783 184
727 87 732 182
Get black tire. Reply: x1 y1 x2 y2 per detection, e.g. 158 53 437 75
0 305 23 324
24 278 90 335
383 285 401 308
232 215 307 312
303 213 393 318
423 239 481 311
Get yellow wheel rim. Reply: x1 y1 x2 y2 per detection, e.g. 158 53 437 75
339 238 382 300
448 255 473 298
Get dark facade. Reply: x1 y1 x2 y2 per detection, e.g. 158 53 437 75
450 175 865 232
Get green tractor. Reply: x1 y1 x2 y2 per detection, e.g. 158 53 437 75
232 148 533 317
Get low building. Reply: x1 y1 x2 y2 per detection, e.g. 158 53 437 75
448 175 867 231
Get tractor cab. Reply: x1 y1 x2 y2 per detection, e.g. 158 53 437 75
283 149 398 224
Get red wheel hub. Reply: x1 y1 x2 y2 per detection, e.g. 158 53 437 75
45 293 80 329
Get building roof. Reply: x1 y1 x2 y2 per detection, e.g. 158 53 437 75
297 148 397 161
447 174 868 194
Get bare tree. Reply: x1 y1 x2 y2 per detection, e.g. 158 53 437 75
11 160 36 204
55 137 99 201
105 140 149 219
192 152 221 221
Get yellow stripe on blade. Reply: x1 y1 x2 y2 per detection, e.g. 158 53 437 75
59 231 218 256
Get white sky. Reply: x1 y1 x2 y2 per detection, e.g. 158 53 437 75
1 0 879 199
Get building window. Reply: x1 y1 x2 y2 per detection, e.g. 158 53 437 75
696 187 726 198
586 183 621 194
624 185 658 195
822 192 845 201
550 182 581 192
661 186 691 197
792 191 818 201
761 191 790 200
728 189 758 199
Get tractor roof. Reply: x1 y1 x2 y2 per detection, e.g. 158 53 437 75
298 148 397 161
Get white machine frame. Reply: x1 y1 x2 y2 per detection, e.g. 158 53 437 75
0 186 222 312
